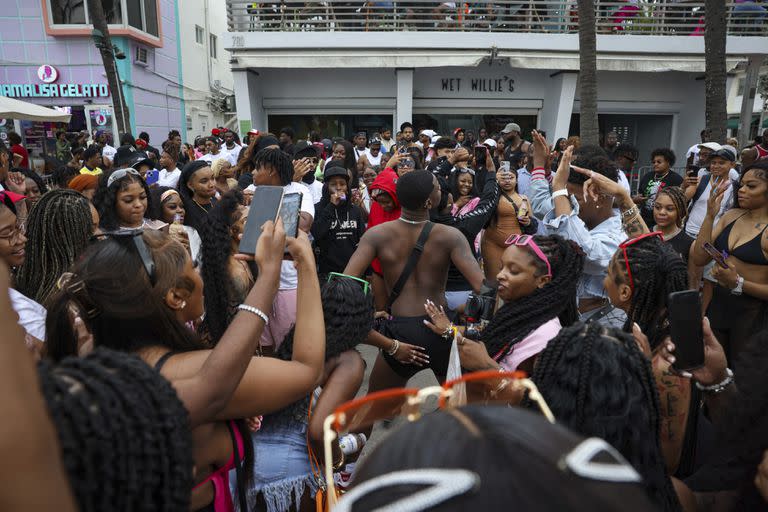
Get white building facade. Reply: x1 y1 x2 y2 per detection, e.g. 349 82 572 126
224 2 768 168
179 0 235 140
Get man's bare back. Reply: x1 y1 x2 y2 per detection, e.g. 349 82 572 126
345 219 483 317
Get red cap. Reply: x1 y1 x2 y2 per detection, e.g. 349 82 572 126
211 128 221 136
135 139 147 149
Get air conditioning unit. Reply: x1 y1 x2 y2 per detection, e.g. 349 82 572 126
135 46 148 66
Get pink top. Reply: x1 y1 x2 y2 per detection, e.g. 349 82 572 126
498 317 562 371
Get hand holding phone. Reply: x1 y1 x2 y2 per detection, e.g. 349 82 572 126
668 290 704 371
239 186 284 255
702 242 729 269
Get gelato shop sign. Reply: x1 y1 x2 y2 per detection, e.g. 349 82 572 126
0 65 109 98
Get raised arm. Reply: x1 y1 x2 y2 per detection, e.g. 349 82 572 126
0 264 77 511
691 182 730 266
168 220 285 426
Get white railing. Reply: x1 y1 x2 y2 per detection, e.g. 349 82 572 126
227 1 767 35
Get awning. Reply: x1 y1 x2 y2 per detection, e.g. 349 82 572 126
0 95 72 122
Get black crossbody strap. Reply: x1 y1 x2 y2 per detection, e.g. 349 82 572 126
228 421 248 512
386 222 434 311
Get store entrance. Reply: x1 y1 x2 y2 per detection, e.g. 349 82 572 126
267 114 394 140
412 114 538 141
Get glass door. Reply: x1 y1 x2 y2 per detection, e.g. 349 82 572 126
85 105 118 142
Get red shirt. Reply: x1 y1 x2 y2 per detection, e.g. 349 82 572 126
11 144 29 168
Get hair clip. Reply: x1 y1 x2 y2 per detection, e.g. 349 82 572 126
559 437 641 483
334 469 479 512
57 273 100 319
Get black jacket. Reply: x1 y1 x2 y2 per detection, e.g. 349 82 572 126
311 200 366 275
434 171 501 291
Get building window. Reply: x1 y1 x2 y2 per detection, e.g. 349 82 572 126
47 0 156 37
135 46 148 65
186 115 193 131
195 25 205 44
209 34 218 59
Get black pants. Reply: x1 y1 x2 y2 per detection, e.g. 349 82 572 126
379 315 450 379
707 285 768 369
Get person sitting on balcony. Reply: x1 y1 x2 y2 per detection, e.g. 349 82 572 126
733 0 768 27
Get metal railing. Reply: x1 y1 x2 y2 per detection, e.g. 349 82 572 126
227 1 767 35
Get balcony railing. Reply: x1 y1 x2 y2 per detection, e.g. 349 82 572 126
227 1 767 35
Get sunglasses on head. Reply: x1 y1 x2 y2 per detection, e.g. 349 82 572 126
618 232 664 292
106 168 141 188
320 370 554 507
504 234 552 277
91 229 156 286
327 272 370 295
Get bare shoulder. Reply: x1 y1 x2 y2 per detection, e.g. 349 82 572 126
431 222 466 245
718 208 746 225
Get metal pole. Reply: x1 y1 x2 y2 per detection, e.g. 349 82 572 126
737 55 763 149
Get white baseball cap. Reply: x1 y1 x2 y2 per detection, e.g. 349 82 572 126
420 129 437 138
698 142 723 152
483 138 498 148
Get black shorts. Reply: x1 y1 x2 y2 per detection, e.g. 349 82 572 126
379 315 450 379
707 285 768 368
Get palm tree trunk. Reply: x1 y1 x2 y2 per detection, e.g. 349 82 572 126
578 0 599 146
88 0 131 137
704 0 727 143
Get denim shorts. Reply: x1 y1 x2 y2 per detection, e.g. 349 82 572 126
236 420 320 512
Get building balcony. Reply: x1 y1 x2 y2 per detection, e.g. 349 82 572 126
227 0 766 36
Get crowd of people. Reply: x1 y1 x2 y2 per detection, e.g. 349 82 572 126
2 118 768 512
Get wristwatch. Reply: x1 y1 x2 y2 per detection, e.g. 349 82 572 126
731 275 744 296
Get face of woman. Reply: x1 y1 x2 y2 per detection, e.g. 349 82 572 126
737 169 768 211
332 145 346 161
188 168 216 200
231 206 248 242
498 171 517 192
373 191 395 212
179 255 205 322
496 246 549 302
162 195 185 224
116 181 148 228
24 179 41 208
89 203 101 235
362 169 377 188
558 139 567 151
457 173 474 197
603 255 631 312
652 193 679 229
82 187 97 201
0 207 25 267
328 176 348 195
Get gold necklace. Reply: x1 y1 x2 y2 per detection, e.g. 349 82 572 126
192 199 211 213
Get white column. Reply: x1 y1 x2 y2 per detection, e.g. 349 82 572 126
232 69 266 134
539 72 578 142
738 55 764 149
395 68 414 130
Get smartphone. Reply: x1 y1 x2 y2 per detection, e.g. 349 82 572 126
279 192 302 240
144 170 159 186
474 145 486 162
702 242 729 269
499 161 511 173
686 166 698 178
668 290 705 371
238 186 284 255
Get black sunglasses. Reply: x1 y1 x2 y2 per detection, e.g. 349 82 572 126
90 229 156 286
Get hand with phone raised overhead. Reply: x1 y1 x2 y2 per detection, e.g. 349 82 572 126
659 317 727 383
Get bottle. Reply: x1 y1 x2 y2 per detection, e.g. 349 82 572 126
338 433 367 455
517 199 529 220
169 213 185 237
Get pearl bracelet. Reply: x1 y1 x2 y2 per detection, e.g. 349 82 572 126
694 368 734 394
237 304 269 325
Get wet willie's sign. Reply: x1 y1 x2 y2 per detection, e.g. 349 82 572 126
441 75 515 93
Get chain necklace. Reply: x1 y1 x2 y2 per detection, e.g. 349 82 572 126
398 216 429 225
192 199 211 214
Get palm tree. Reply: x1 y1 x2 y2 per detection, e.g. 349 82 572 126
88 0 131 137
577 0 599 146
704 0 727 143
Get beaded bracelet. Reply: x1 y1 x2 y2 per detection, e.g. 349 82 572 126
237 304 269 325
695 368 734 394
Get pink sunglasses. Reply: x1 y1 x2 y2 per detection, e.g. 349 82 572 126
504 234 552 277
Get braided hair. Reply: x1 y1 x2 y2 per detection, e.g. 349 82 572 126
38 348 193 511
614 236 688 350
253 147 293 185
271 276 373 421
655 186 688 228
199 190 247 344
530 322 681 511
93 169 152 231
482 235 584 362
15 189 92 306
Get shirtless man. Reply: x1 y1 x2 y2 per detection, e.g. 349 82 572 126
344 170 484 390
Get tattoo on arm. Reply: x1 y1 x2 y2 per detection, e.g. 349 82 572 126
623 214 649 238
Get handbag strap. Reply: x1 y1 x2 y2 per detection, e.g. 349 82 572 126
228 420 249 512
386 222 434 311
